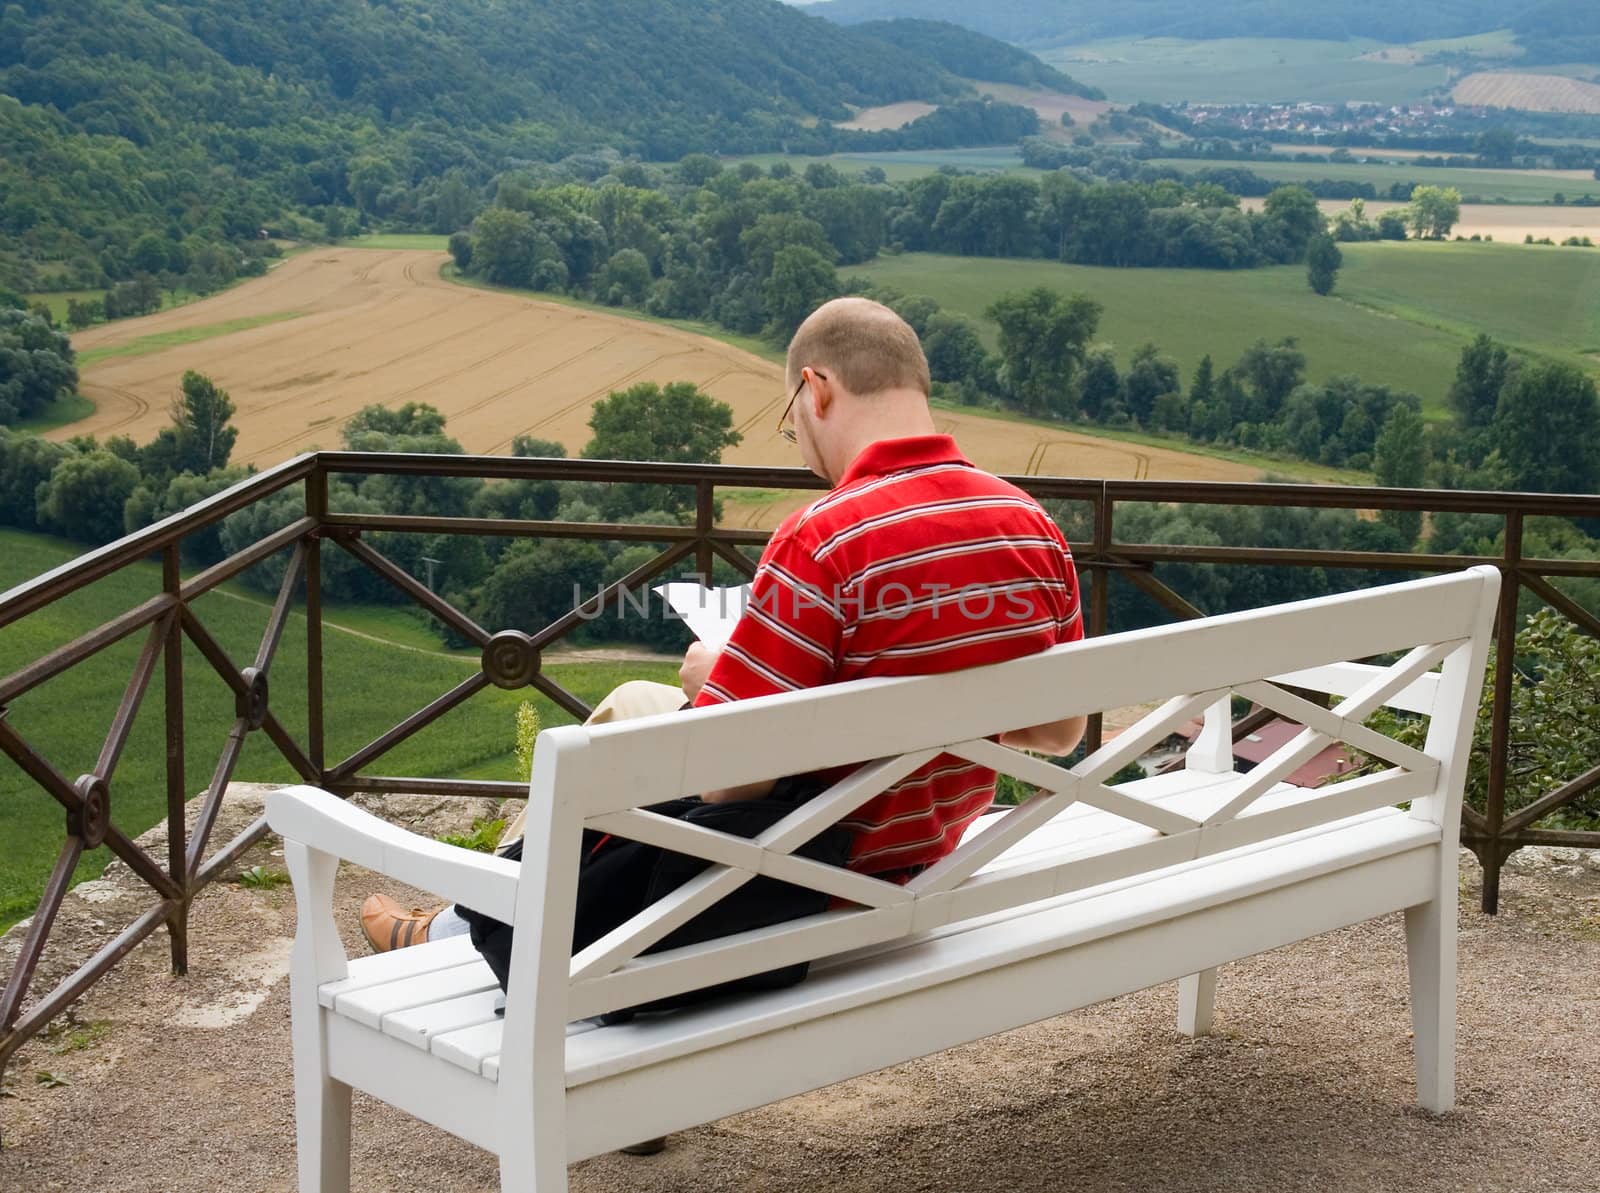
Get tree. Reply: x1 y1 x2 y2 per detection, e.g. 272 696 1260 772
37 450 142 543
169 370 237 475
1189 355 1216 408
581 381 741 517
1124 343 1180 426
133 232 177 276
1475 126 1518 166
599 248 651 306
344 402 448 440
1332 198 1374 242
338 403 482 567
763 246 839 341
739 214 835 282
1261 185 1325 261
1232 338 1306 426
1447 334 1511 431
1306 233 1342 296
1079 346 1122 422
1376 212 1409 241
476 539 608 635
922 312 989 387
0 308 78 425
0 429 72 529
676 154 723 187
1494 360 1600 494
1186 354 1217 439
473 435 569 522
1406 186 1462 240
447 231 473 271
1374 404 1427 544
985 287 1102 418
472 208 541 287
66 297 102 329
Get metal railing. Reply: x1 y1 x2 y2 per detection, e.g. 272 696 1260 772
1 452 1597 1091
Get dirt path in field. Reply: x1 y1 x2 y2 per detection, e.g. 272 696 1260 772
56 249 1257 529
2 785 1597 1193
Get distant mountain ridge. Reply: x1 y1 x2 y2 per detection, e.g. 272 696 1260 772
809 0 1589 52
853 19 1103 97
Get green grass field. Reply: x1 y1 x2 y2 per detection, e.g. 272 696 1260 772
0 529 680 933
856 241 1600 415
1337 241 1600 366
1037 37 1452 106
1150 158 1600 204
15 393 96 434
346 233 456 251
75 311 306 368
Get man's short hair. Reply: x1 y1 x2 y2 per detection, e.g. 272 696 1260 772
786 297 931 397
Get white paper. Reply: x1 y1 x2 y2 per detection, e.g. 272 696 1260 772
653 582 750 650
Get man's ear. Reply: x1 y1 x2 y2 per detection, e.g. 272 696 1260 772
804 366 836 419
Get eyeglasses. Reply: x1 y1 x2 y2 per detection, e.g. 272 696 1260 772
777 369 824 444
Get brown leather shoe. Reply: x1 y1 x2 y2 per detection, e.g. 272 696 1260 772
360 894 444 953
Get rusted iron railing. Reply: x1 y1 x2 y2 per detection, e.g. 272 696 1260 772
1 452 1597 1093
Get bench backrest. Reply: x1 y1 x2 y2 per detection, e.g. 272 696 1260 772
501 567 1499 1036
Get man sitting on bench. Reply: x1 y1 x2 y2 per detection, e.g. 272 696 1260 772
362 295 1086 944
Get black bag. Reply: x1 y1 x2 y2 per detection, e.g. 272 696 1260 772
458 775 851 1019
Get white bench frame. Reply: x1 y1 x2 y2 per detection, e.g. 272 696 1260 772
268 566 1500 1193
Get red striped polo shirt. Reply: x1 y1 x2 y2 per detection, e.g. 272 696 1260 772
693 435 1082 875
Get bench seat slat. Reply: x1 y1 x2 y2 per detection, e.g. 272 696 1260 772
430 1018 510 1075
317 934 479 1009
335 960 499 1029
383 988 504 1050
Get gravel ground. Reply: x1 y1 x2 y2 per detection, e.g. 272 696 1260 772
2 787 1597 1193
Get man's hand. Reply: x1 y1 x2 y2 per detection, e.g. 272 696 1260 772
999 715 1087 758
680 641 720 702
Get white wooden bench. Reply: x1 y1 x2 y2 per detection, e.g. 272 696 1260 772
267 566 1499 1193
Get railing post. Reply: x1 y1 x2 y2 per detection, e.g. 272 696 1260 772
1481 511 1523 914
306 466 327 780
695 480 715 586
163 544 188 975
1084 485 1113 754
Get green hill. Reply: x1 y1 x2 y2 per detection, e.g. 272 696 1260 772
1 0 1084 292
0 528 677 932
852 19 1103 97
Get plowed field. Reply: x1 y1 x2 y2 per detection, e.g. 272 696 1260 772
58 249 1255 526
1453 72 1600 115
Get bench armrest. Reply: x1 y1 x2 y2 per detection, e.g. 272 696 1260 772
267 784 521 924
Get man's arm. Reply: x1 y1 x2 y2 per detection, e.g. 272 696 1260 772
999 715 1087 758
679 641 781 804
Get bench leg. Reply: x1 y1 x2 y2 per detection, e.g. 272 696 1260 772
1177 969 1217 1037
1404 898 1456 1113
499 1144 566 1193
284 841 354 1193
289 1015 352 1193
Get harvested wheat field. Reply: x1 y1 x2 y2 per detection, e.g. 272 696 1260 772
975 81 1111 128
1240 197 1600 243
837 101 939 131
1454 71 1600 115
58 249 1255 526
